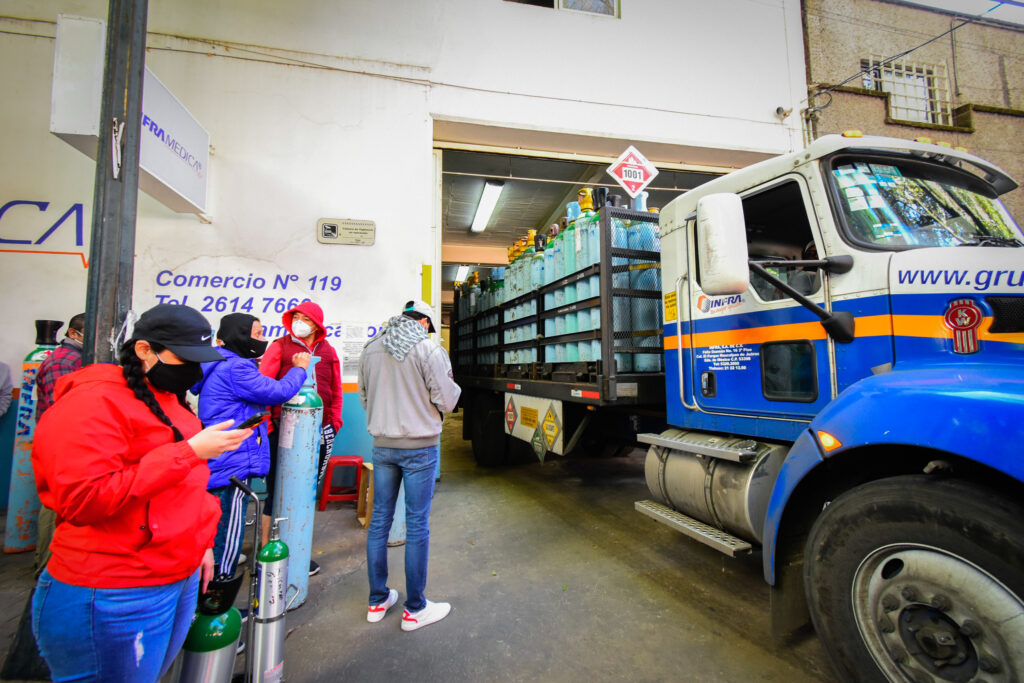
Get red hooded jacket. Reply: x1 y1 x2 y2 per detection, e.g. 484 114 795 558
259 301 342 430
32 364 220 588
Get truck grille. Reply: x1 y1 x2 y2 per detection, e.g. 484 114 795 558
987 296 1024 333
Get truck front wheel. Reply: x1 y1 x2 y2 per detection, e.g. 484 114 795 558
804 475 1024 683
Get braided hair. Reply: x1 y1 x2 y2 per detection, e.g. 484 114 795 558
119 340 195 443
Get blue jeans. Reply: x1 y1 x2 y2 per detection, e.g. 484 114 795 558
367 444 439 612
210 482 250 579
32 568 199 682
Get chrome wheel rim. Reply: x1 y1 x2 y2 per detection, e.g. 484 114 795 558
852 543 1024 682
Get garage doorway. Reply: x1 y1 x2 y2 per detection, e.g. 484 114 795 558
435 144 721 345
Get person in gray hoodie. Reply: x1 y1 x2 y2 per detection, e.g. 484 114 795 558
358 300 461 632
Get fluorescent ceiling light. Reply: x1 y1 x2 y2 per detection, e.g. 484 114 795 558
455 265 469 282
470 181 504 233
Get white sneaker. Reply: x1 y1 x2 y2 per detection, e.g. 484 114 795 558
401 599 451 632
367 588 398 623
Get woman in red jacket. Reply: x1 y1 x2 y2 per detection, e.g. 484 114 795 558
31 304 252 683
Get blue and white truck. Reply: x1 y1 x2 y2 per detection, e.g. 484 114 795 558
454 133 1023 682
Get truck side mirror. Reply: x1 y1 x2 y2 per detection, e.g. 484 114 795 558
696 193 750 295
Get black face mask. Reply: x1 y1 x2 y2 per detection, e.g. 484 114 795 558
217 313 267 359
147 358 203 395
247 338 269 359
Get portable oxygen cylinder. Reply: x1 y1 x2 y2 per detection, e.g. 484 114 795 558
4 319 62 552
252 517 289 683
170 574 244 683
273 357 322 608
224 476 293 683
170 476 259 683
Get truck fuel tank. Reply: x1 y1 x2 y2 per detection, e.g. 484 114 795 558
642 430 788 544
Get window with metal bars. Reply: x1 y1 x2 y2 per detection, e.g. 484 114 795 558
504 0 618 16
860 57 952 126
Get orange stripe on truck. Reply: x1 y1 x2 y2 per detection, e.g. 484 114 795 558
664 321 827 350
890 314 1024 343
661 314 1023 350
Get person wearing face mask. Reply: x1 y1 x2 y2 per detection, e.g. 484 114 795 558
191 313 310 580
30 303 253 682
32 312 86 574
259 302 342 575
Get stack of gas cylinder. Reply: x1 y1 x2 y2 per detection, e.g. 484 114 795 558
455 187 663 371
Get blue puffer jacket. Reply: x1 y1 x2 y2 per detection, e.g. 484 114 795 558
192 348 306 489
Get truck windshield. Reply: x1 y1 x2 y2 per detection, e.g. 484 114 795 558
829 157 1021 249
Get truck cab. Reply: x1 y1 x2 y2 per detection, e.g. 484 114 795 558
641 134 1024 682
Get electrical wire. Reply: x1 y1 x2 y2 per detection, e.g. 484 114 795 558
803 6 1024 60
807 1 1006 116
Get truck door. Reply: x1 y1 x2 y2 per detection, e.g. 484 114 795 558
689 177 833 423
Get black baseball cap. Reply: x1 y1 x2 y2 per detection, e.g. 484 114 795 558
132 304 225 363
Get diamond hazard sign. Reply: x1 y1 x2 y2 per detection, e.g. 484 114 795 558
607 145 658 199
541 405 561 450
531 426 547 462
505 397 518 433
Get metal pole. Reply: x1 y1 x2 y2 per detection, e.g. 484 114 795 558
83 0 148 365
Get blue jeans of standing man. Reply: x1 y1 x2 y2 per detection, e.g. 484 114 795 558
32 567 199 682
367 444 439 612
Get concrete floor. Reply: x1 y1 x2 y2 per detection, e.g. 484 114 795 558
0 413 833 681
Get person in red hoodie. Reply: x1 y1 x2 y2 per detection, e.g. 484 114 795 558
30 304 253 682
259 301 342 575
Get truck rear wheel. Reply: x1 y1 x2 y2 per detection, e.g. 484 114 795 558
804 475 1024 682
469 392 508 467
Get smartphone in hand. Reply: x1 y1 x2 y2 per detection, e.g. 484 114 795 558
236 412 270 430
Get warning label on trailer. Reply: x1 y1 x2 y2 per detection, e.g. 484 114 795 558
531 426 547 462
506 393 563 456
542 406 561 449
505 397 518 432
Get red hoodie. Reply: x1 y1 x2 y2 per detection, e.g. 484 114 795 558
32 364 220 588
259 301 342 430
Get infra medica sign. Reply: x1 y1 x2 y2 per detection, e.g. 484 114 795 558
139 69 209 214
50 15 209 215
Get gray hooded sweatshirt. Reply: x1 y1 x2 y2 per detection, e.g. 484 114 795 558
358 315 462 449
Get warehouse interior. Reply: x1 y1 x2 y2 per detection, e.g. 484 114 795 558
436 144 723 335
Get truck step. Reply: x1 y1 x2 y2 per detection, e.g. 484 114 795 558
634 500 753 557
637 430 759 463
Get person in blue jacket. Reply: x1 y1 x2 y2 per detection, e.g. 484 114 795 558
193 313 310 579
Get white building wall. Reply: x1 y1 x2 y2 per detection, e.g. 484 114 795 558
0 0 805 378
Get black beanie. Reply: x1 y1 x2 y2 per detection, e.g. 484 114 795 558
217 313 264 359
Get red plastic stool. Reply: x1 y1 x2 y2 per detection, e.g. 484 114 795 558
318 455 363 510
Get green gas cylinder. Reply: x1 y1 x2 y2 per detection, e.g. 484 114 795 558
253 519 290 683
172 607 243 682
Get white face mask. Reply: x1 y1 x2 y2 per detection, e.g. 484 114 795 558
292 320 313 338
